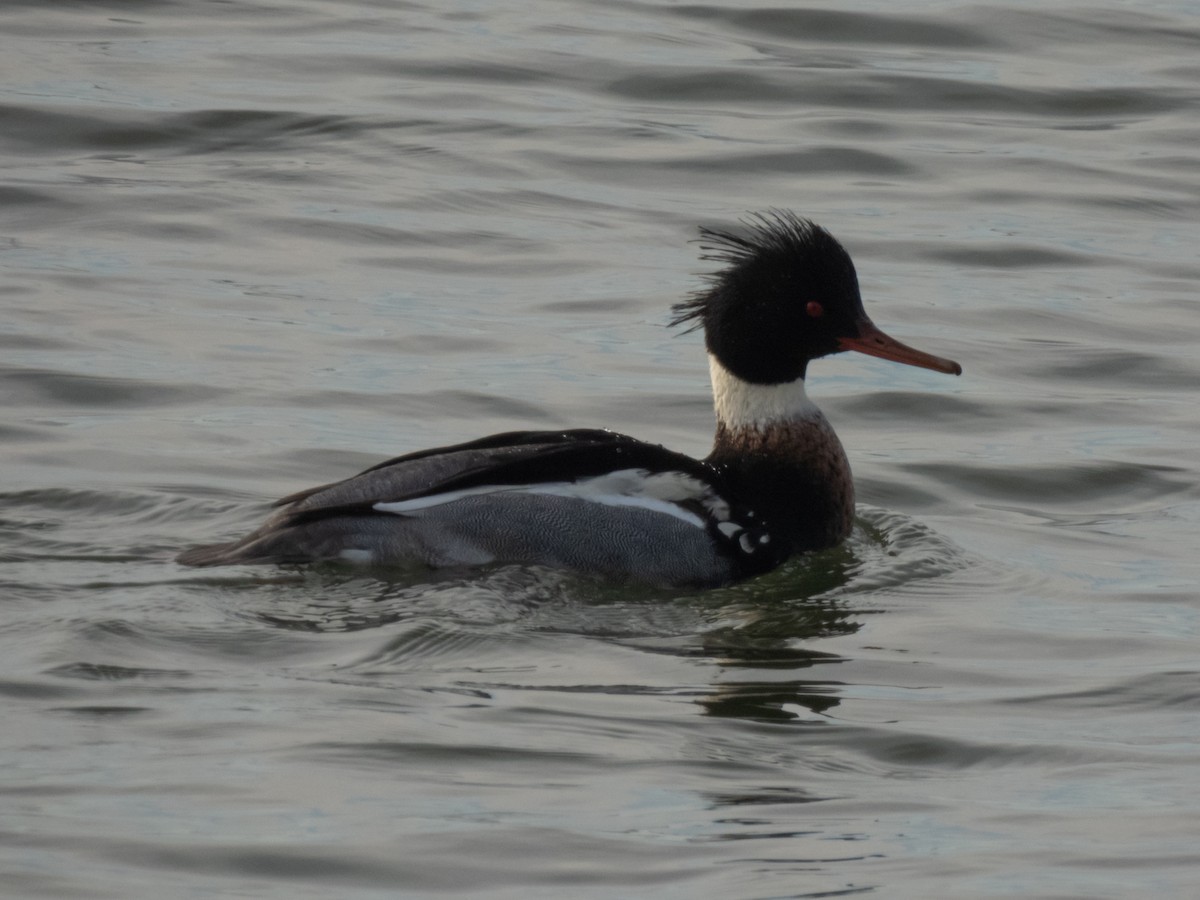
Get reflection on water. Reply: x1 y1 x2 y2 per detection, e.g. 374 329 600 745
233 514 962 731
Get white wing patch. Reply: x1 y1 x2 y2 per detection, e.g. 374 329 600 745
373 468 727 530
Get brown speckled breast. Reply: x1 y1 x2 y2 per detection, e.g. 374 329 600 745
710 413 855 552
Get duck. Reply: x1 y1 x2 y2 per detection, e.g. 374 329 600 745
177 210 960 587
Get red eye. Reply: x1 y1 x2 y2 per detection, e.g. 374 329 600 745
806 301 823 318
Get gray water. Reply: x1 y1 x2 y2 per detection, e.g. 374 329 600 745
3 1 1200 897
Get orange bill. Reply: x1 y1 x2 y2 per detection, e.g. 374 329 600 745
838 318 961 375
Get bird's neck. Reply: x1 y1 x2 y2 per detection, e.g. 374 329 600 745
706 355 854 551
707 354 820 430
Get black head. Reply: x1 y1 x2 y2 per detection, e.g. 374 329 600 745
670 211 866 384
671 210 961 383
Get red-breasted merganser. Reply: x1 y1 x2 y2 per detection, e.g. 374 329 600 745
177 211 961 586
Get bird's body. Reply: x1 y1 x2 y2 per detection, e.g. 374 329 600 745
178 212 960 587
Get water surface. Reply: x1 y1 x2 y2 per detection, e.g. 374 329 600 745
3 1 1200 897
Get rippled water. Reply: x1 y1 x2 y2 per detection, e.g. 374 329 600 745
4 1 1200 897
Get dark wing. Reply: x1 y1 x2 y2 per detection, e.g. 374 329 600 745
273 429 624 508
354 428 622 476
275 428 724 527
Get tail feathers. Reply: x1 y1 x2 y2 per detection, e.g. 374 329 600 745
176 540 264 567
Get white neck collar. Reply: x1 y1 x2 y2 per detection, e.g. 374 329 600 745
708 354 821 430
